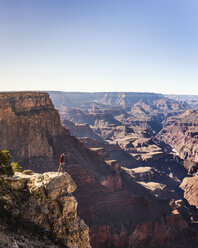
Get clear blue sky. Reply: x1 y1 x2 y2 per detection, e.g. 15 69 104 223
0 0 198 94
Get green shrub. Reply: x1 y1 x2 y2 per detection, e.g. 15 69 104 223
0 150 14 176
11 162 22 172
0 150 22 176
0 150 10 166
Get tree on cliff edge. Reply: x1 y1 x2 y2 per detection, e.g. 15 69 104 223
0 150 21 176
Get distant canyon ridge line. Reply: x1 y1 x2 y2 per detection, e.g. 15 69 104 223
1 91 198 248
48 91 198 109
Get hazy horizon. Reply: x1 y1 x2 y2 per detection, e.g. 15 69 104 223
1 89 198 97
1 0 198 94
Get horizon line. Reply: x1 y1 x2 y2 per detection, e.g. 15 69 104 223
0 90 198 96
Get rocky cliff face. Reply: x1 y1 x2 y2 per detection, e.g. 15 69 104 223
180 176 198 209
0 92 70 171
157 110 198 166
0 171 90 248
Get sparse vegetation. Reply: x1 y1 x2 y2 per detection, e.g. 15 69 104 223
0 150 13 176
11 162 22 172
0 150 22 176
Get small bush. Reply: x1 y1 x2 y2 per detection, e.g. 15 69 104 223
11 162 22 172
0 150 10 167
0 150 22 176
0 150 14 176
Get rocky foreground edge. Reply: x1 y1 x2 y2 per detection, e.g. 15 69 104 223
0 171 91 248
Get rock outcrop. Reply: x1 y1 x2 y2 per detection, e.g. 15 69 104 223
0 172 91 248
180 176 198 209
122 166 182 199
63 119 105 143
157 110 198 166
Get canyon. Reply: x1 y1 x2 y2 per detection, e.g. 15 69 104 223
1 91 198 247
157 110 198 166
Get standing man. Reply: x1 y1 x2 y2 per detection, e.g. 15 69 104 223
58 153 66 172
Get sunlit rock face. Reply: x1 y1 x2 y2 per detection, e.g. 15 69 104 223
157 110 198 167
0 92 70 171
180 176 198 209
0 172 91 248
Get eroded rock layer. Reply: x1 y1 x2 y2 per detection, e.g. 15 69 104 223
157 110 198 166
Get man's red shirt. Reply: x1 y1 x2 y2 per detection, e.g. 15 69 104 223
60 154 65 163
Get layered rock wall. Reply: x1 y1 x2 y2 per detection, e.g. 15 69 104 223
0 92 69 170
157 110 198 165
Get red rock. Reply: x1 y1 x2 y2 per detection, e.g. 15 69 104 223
180 176 198 209
157 110 198 168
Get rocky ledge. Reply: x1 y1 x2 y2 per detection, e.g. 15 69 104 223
180 176 198 209
0 171 91 248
